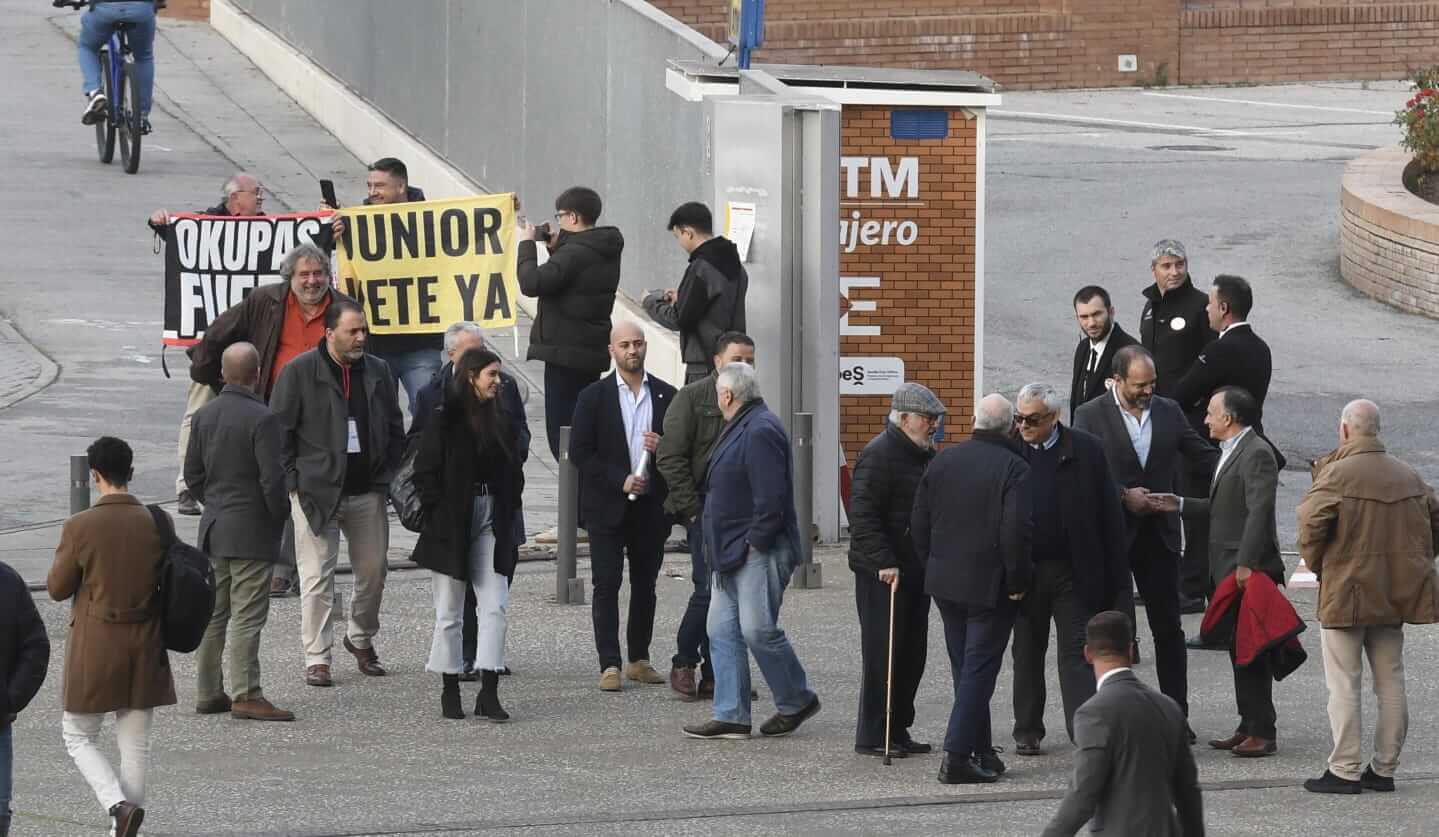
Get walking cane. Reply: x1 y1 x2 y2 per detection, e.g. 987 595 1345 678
882 577 898 766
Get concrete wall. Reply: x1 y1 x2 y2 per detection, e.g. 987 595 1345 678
655 0 1439 90
223 0 725 307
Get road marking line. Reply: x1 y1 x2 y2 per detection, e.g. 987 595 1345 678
990 109 1254 136
1142 91 1394 116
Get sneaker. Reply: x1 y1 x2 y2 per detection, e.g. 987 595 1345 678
1361 766 1395 792
177 489 201 516
624 659 665 685
977 746 1007 776
82 90 107 126
759 695 821 737
599 666 622 691
1304 769 1361 795
683 719 752 740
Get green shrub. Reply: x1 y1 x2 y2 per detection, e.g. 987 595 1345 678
1396 67 1439 174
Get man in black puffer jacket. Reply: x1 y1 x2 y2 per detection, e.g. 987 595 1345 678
848 383 946 758
2 560 50 837
643 202 748 385
518 186 623 461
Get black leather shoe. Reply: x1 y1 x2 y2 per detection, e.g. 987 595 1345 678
938 752 998 784
896 736 933 755
1186 635 1225 651
1015 738 1042 757
1179 596 1207 615
759 695 821 737
1304 770 1361 794
855 744 907 758
1361 766 1395 792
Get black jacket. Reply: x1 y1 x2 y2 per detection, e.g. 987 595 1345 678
913 431 1033 607
1172 324 1273 433
518 227 624 373
569 372 675 533
411 403 525 579
1140 277 1216 429
847 423 934 583
642 237 748 379
1023 425 1130 614
148 201 227 236
409 362 530 459
1074 393 1218 555
183 385 289 562
0 561 49 724
1069 322 1139 423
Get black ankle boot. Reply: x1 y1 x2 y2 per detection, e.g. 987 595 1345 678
441 673 465 719
476 670 509 723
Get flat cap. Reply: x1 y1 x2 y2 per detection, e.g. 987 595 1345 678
891 382 946 417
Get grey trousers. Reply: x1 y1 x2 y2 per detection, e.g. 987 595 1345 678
196 557 275 702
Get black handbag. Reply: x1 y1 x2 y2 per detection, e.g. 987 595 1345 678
388 438 425 533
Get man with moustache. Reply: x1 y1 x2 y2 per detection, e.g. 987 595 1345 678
1069 286 1137 423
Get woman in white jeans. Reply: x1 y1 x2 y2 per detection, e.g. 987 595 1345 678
47 436 176 837
411 348 525 721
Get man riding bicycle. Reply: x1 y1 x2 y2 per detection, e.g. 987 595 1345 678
74 0 158 134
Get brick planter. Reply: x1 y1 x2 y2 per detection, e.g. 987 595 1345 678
1340 146 1439 319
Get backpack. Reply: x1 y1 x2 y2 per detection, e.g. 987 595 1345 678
387 437 425 534
146 505 216 653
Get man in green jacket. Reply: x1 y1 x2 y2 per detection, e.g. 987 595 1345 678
657 331 756 700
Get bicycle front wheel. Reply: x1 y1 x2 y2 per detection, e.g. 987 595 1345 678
96 46 117 164
119 61 142 174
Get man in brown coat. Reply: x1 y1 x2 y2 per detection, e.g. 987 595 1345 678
48 437 176 837
1297 400 1439 795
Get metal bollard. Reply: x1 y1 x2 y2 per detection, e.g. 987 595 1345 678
70 455 91 514
554 426 585 605
792 412 822 589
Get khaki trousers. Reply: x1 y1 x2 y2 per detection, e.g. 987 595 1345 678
195 557 275 702
175 381 216 496
1321 624 1408 780
291 492 389 668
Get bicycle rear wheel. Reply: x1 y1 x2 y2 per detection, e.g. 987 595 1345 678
96 46 117 164
119 61 142 174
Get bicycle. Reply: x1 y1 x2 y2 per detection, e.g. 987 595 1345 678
57 0 158 174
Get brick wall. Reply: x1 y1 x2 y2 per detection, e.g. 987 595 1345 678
1340 148 1439 319
161 0 209 22
651 0 1439 89
838 107 977 453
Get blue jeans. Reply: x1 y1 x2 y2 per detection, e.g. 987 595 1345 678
936 597 1017 758
707 544 815 725
374 347 443 414
1 722 12 837
79 2 156 116
672 522 712 677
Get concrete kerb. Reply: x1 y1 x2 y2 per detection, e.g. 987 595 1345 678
1339 144 1439 318
208 0 686 385
0 318 60 411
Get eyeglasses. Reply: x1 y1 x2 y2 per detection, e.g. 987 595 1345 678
1015 411 1053 428
554 211 574 221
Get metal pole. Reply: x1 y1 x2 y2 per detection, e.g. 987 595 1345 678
792 412 821 588
555 426 584 604
69 455 90 514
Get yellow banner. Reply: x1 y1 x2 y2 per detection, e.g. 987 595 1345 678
335 193 518 334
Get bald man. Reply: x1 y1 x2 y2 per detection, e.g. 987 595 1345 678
183 342 295 721
568 322 678 691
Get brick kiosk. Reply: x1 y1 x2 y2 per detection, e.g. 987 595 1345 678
669 64 997 458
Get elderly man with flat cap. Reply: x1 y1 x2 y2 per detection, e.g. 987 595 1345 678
848 383 946 758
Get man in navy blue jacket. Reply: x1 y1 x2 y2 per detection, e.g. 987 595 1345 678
2 559 50 837
682 363 820 741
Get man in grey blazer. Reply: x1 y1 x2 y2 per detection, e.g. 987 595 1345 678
1043 610 1203 837
1154 386 1286 757
184 342 294 721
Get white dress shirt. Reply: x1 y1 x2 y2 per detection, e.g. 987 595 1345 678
1087 329 1112 374
616 373 652 474
1096 667 1132 691
1113 388 1152 468
1219 321 1250 339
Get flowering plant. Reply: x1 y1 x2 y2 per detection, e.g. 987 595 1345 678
1396 67 1439 174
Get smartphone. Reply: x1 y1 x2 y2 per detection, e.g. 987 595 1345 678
320 179 338 209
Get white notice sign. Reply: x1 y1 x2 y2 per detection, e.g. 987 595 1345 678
839 357 905 395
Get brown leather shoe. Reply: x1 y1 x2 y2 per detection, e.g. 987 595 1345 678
1209 732 1247 750
306 664 333 687
195 695 232 715
1232 736 1277 758
231 697 296 721
670 666 698 701
343 635 387 676
110 801 144 837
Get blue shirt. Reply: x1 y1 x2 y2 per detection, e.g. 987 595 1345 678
616 373 652 474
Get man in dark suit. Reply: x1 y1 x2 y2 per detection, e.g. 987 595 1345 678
1140 240 1218 613
1154 386 1287 758
1074 346 1216 731
1010 383 1127 758
1069 286 1138 423
1042 611 1204 837
183 342 294 721
913 394 1032 784
569 321 675 692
